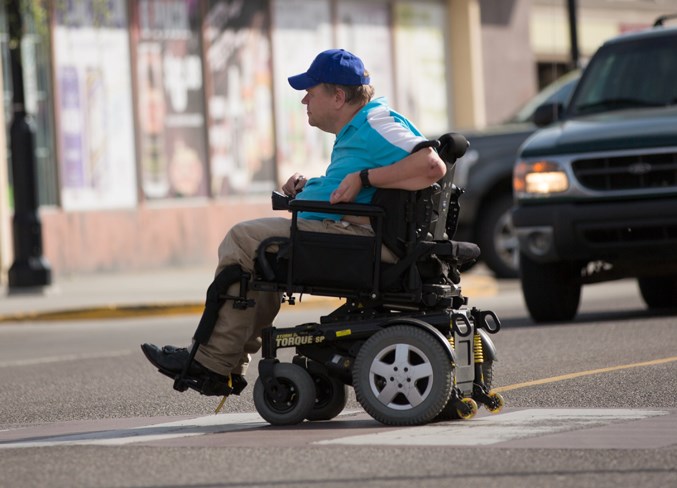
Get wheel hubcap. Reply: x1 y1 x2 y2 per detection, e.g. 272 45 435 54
368 343 433 410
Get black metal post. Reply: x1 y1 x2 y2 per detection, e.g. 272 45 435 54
7 1 51 290
566 0 580 69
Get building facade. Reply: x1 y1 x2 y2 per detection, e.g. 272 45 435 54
0 0 491 279
0 0 669 279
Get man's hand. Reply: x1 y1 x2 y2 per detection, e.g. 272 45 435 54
330 172 361 204
282 172 307 197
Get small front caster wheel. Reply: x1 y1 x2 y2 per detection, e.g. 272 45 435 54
304 360 348 421
456 397 478 420
254 363 316 426
486 391 505 414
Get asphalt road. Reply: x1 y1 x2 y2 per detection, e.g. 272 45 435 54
1 277 676 488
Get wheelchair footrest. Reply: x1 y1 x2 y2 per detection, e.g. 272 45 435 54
152 365 238 397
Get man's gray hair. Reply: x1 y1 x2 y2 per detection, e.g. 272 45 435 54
324 83 375 106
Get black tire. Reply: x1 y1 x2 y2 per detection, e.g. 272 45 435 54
477 193 519 279
519 252 581 323
253 363 315 426
303 361 349 421
435 360 494 421
353 325 453 426
638 276 677 309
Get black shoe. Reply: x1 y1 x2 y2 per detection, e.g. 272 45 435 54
140 343 247 396
141 343 196 375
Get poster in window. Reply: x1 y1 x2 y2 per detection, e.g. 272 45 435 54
136 0 208 199
271 0 333 183
336 1 395 106
394 1 450 136
53 0 137 210
204 0 275 197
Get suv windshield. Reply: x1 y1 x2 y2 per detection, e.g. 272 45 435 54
509 70 580 123
569 33 677 116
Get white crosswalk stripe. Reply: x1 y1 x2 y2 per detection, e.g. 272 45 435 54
316 409 669 446
0 409 671 449
0 412 267 448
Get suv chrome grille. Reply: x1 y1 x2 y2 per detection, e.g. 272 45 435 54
572 152 677 191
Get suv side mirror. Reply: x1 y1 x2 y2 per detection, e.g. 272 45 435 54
532 102 564 127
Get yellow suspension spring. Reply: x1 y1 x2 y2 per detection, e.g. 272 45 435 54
473 333 484 364
448 335 456 384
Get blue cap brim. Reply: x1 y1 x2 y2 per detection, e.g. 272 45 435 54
288 72 318 90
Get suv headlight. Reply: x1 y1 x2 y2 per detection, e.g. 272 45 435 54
514 160 569 197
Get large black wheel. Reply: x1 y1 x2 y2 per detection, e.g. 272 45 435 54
253 363 315 426
520 252 581 323
638 276 677 309
303 360 348 421
477 193 519 279
353 325 453 426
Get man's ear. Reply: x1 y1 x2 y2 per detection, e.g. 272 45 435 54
334 87 346 108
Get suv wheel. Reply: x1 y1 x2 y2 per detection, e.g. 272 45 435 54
520 252 581 322
477 193 519 279
638 276 677 309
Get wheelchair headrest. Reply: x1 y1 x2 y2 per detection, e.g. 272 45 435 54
438 133 469 163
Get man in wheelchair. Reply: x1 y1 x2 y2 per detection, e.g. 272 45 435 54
141 49 488 417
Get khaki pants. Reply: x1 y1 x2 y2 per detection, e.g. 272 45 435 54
194 217 396 376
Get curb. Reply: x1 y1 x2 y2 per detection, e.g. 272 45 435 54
0 302 205 323
0 297 344 323
0 276 497 323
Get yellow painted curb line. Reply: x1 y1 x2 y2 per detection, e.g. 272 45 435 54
0 302 205 322
0 298 345 322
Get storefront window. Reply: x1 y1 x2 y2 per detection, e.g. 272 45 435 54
336 0 394 104
5 0 450 210
204 0 275 197
271 0 333 182
53 0 137 210
394 1 450 136
136 0 209 200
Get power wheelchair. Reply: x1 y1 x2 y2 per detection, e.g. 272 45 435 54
171 132 504 426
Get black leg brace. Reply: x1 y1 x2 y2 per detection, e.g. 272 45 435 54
192 264 253 345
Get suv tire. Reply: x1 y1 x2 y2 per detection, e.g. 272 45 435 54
638 276 677 309
520 252 581 322
477 193 518 279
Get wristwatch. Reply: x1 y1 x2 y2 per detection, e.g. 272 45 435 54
359 169 371 188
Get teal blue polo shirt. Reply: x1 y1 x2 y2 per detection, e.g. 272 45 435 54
296 97 426 221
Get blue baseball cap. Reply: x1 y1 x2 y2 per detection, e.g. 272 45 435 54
288 49 370 90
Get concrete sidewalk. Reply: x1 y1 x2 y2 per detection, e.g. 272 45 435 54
0 266 497 322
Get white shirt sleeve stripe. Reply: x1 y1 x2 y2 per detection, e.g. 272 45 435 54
366 106 426 152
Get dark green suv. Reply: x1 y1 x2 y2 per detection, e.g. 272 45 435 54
512 15 677 322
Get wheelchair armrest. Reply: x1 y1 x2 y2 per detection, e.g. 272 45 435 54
270 191 384 218
288 199 385 218
271 191 292 211
433 240 481 270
